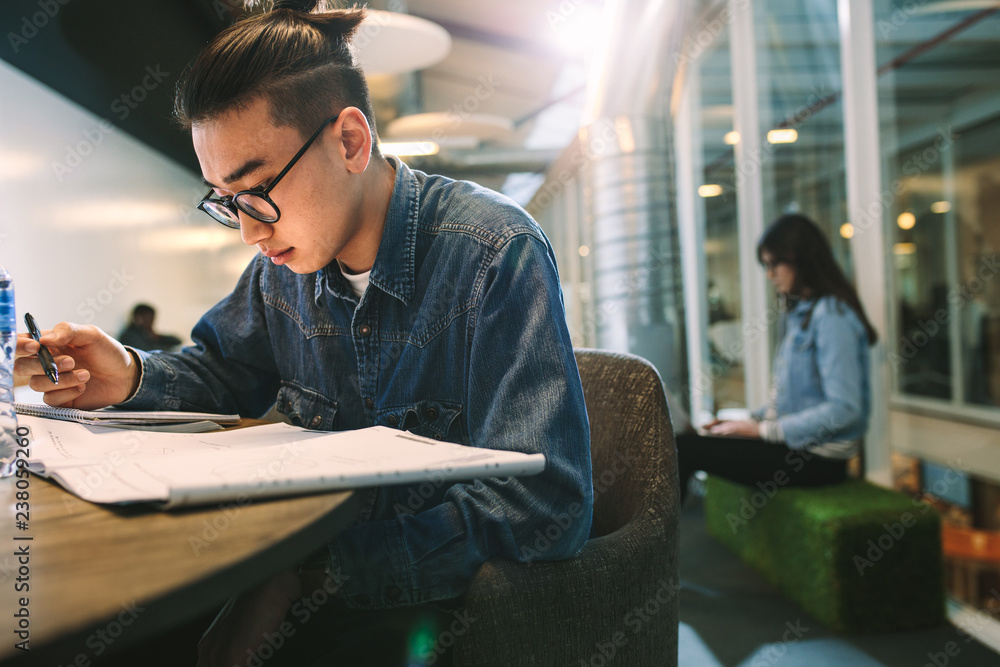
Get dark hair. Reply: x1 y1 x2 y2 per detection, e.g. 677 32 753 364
132 303 155 318
757 214 878 345
174 0 380 157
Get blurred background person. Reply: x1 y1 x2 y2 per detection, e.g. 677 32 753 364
676 214 878 504
118 303 183 352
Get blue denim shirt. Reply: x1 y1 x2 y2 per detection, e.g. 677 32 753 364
123 157 593 608
756 295 871 454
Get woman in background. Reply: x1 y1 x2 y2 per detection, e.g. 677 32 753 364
676 214 878 503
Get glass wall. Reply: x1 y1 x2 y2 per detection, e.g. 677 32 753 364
875 1 1000 415
874 0 1000 616
530 0 1000 642
754 0 851 273
695 27 746 413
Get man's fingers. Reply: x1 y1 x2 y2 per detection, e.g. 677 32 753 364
15 334 40 358
37 384 87 407
37 321 99 348
14 354 76 379
27 368 89 393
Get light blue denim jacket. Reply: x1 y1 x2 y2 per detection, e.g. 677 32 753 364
123 157 593 609
754 295 871 455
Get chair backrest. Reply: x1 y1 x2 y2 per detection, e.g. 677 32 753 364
574 348 677 539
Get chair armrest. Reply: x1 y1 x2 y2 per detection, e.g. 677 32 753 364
454 509 679 666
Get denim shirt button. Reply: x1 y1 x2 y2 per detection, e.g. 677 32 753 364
425 407 439 421
358 324 372 337
434 434 444 441
309 415 322 428
365 397 374 409
387 415 398 427
384 584 401 602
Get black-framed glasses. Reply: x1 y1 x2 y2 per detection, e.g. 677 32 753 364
761 257 789 272
197 113 340 229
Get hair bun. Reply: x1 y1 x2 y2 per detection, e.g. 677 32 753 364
268 0 322 12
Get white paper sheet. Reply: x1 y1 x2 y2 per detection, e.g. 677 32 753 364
19 416 545 508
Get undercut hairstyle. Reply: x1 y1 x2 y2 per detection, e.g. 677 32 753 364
174 0 381 157
757 214 878 345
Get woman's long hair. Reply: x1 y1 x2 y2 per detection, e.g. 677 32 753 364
757 214 878 345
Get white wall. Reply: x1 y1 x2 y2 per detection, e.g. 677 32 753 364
0 59 257 344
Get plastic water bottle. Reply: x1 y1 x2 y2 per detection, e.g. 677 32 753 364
0 265 19 477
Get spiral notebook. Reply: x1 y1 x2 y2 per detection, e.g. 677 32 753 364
14 402 241 427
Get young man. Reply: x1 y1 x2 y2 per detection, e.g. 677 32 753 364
17 3 591 665
118 304 183 352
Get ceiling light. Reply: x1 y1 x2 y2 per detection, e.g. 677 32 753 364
385 113 514 145
767 129 798 144
578 245 590 257
353 10 451 75
897 212 916 230
931 201 952 214
551 4 603 58
724 131 740 145
0 151 44 179
840 223 854 239
380 141 440 157
698 184 724 198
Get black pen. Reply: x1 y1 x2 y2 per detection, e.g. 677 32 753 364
24 313 59 385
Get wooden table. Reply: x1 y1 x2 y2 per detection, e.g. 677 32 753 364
0 472 361 664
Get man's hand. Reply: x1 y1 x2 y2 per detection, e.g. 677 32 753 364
197 568 302 667
14 322 140 410
707 419 761 438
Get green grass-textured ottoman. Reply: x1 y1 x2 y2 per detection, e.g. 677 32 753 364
704 476 945 633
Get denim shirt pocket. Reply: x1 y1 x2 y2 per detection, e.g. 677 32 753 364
379 400 463 441
788 326 815 353
276 381 339 431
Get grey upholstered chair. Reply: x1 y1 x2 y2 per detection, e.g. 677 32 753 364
453 348 680 666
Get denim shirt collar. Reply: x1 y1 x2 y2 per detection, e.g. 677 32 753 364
314 155 419 306
786 295 815 314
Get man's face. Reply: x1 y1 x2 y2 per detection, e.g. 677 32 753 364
192 97 363 274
